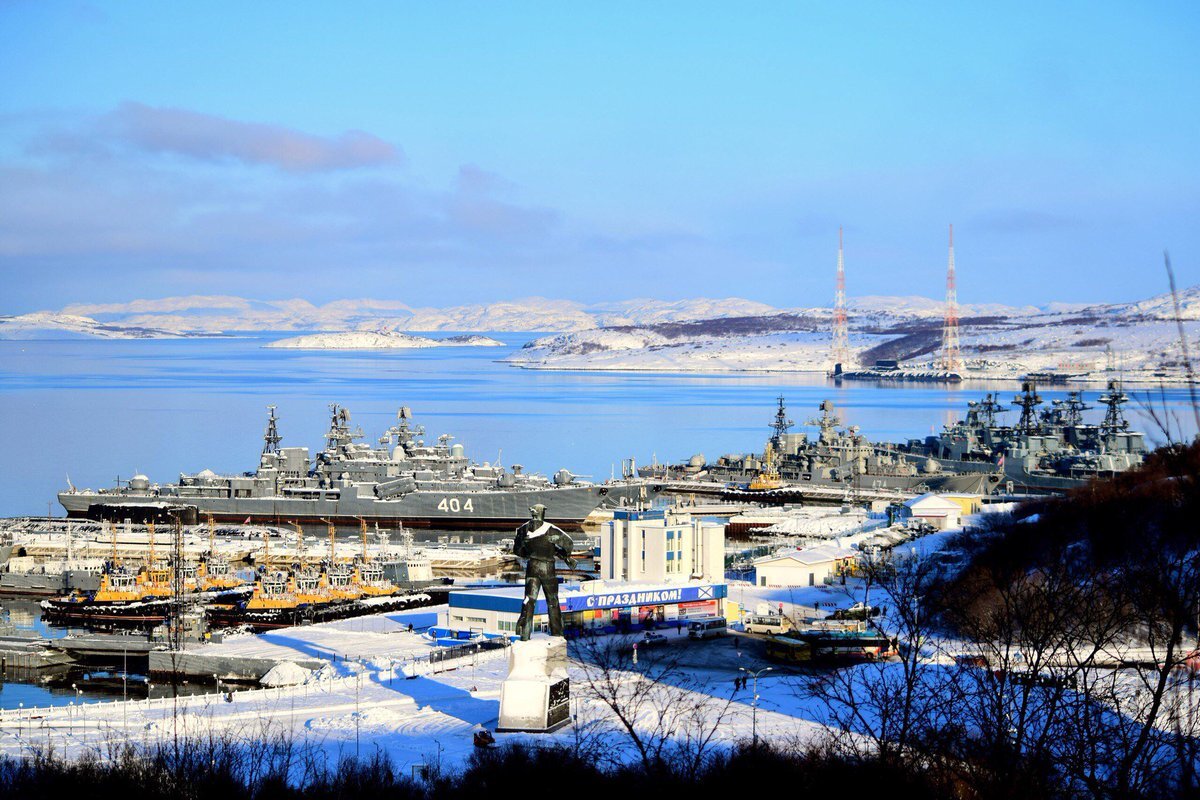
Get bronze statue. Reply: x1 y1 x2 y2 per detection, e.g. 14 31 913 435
513 504 576 641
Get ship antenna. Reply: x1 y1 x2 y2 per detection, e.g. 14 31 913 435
263 405 282 454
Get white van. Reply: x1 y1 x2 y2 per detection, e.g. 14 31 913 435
687 616 728 639
744 613 792 636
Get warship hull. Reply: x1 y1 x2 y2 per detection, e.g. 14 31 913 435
58 482 656 531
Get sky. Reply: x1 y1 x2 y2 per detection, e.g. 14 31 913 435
0 1 1197 313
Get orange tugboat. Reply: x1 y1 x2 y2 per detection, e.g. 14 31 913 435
42 525 173 627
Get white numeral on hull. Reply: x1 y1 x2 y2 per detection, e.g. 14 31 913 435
436 498 474 513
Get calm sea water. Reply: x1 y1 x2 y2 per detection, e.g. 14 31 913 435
0 333 1196 517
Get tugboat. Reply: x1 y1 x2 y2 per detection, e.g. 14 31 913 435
204 530 434 631
41 523 174 628
41 568 173 627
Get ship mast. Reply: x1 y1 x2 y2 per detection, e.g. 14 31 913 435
1013 381 1043 434
770 396 794 447
1062 391 1091 428
262 405 282 454
1099 379 1130 436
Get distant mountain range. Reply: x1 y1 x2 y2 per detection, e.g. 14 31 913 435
7 296 777 337
2 289 1198 379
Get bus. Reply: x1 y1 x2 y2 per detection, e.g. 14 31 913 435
687 616 728 639
764 636 813 663
744 613 792 636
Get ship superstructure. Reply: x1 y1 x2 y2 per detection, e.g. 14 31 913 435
644 396 999 494
59 404 656 529
901 379 1147 491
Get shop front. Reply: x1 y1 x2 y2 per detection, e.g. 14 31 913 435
445 581 728 636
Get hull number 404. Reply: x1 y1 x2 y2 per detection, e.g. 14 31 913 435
437 497 474 513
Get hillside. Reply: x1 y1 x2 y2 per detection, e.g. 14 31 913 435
48 296 776 335
507 286 1200 383
263 331 505 349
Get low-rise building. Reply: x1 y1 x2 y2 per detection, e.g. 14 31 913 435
444 580 727 635
903 493 966 530
752 545 857 588
599 508 725 584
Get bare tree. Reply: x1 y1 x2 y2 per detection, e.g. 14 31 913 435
569 634 740 776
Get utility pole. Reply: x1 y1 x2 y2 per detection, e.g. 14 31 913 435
940 224 961 373
831 226 849 371
739 666 773 749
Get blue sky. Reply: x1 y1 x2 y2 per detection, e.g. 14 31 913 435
1 1 1197 312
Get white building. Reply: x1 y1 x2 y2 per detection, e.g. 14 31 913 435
903 493 965 530
599 508 725 584
752 544 857 588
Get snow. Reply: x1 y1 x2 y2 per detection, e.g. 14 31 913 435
264 331 504 349
507 291 1200 384
260 661 313 687
55 296 785 335
0 312 184 340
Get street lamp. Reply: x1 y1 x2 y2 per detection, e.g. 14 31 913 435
739 666 773 749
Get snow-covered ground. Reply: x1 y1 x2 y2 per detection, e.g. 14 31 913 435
0 603 834 771
47 296 778 335
0 312 185 340
263 331 504 349
508 286 1200 384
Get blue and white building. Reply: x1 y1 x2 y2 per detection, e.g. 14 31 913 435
599 508 725 584
445 580 728 635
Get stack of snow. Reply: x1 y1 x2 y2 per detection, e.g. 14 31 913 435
260 661 312 687
762 509 870 537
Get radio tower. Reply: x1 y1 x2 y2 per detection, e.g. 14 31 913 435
940 224 961 373
831 226 849 371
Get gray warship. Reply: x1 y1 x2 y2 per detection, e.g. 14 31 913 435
641 397 1001 494
59 405 658 530
897 380 1147 492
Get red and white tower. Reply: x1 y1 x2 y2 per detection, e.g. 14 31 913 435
940 224 961 373
831 226 849 370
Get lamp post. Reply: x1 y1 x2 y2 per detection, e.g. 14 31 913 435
739 666 773 749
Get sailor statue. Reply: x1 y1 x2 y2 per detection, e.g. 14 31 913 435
513 503 576 640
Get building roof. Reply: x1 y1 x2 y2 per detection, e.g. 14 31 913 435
753 545 857 567
904 493 964 512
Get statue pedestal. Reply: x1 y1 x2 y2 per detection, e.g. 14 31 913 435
497 638 571 733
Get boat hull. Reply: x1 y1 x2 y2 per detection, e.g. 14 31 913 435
59 482 659 531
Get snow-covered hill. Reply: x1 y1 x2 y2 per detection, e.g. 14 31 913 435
53 295 776 335
508 286 1200 383
264 331 505 349
0 312 185 340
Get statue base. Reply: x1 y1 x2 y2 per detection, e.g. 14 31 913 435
497 637 571 733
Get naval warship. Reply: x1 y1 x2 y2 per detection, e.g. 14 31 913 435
897 379 1147 492
642 398 1001 494
59 405 658 530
